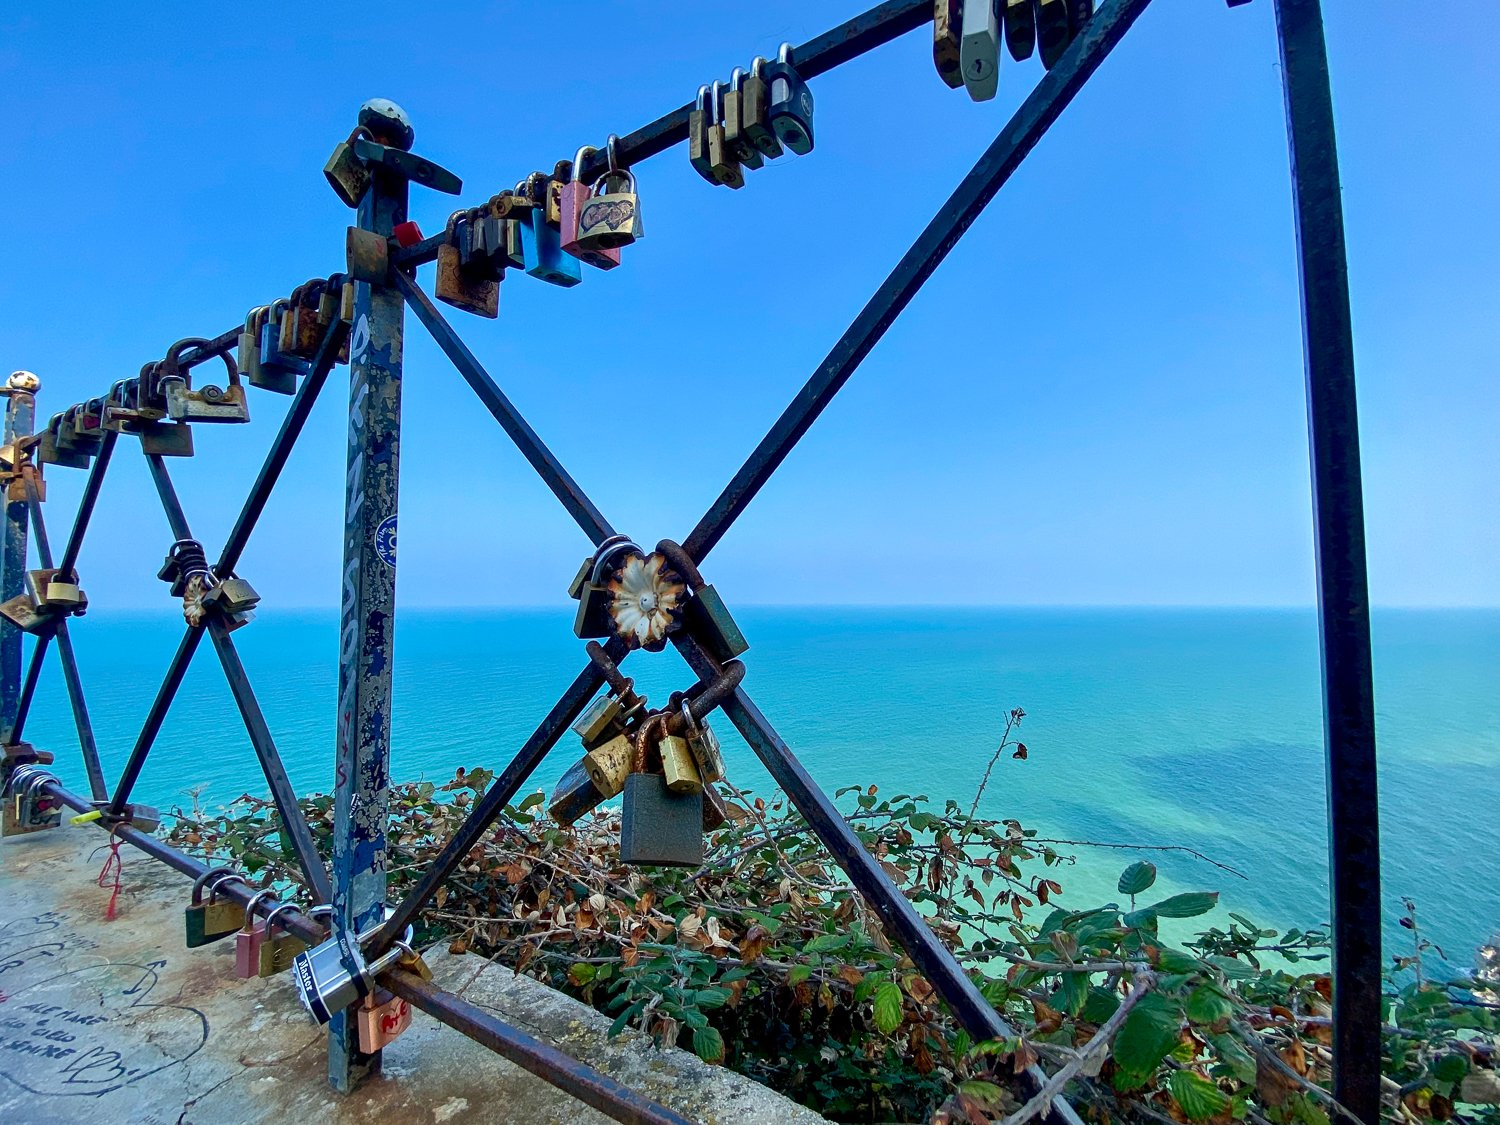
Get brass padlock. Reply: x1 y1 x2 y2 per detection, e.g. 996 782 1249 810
325 126 373 207
744 58 783 160
573 693 627 750
256 902 319 978
576 157 643 253
549 760 607 826
1004 0 1037 59
706 80 744 190
680 701 725 785
202 576 260 615
435 214 499 318
583 733 633 800
933 0 964 88
722 69 764 170
660 732 702 795
688 85 717 183
184 869 247 948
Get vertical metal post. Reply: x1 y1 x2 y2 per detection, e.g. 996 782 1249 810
1 373 37 738
328 100 411 1092
1273 2 1380 1120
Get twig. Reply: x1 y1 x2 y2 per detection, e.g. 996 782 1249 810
997 968 1155 1125
1029 838 1247 880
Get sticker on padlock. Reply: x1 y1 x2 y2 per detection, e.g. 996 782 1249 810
356 989 412 1053
184 869 247 949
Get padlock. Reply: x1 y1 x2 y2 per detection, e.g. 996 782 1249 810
660 731 702 796
161 340 250 425
259 299 310 393
1066 0 1094 42
71 400 107 450
701 783 729 832
544 159 570 229
2 766 61 837
583 732 633 800
291 915 413 1025
684 583 748 662
572 692 629 750
680 701 726 785
520 198 582 288
289 280 332 359
325 126 373 208
765 44 815 156
960 0 1000 101
1036 0 1069 68
257 902 323 978
933 0 965 88
435 212 500 317
0 593 48 635
573 535 641 639
1004 0 1037 59
688 85 718 183
184 870 247 948
561 145 623 270
138 421 195 458
396 944 434 982
202 575 260 615
113 803 161 833
38 414 90 469
549 760 607 826
238 307 266 387
44 579 86 613
723 69 765 170
620 773 703 869
707 80 744 190
234 890 277 979
574 136 639 257
356 989 412 1053
744 58 784 160
606 551 686 652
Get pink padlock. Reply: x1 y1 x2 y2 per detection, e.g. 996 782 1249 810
356 989 412 1053
560 143 621 271
233 890 276 979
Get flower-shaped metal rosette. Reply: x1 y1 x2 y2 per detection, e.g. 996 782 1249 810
606 552 685 651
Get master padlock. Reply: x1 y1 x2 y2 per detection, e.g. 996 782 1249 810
291 913 415 1026
764 43 815 156
960 0 1001 101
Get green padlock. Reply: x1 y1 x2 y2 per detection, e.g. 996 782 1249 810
184 869 247 948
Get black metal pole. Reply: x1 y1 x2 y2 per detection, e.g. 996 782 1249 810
7 629 50 745
396 271 616 547
216 318 348 577
57 429 117 581
106 624 204 815
1273 1 1380 1120
683 0 1153 563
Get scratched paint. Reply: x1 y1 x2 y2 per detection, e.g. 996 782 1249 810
1 390 34 738
328 158 408 1093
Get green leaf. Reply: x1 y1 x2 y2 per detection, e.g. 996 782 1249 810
609 1000 644 1038
1157 947 1204 974
1150 892 1220 919
692 1025 725 1064
786 965 813 986
804 933 850 954
873 982 903 1034
1081 986 1121 1024
518 791 545 811
1208 955 1259 981
568 962 597 986
1186 986 1234 1025
1169 1070 1230 1120
958 1080 1006 1106
1112 992 1181 1088
1433 1052 1469 1084
1207 1032 1257 1084
1118 861 1158 895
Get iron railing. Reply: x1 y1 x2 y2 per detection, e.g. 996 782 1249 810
0 0 1380 1121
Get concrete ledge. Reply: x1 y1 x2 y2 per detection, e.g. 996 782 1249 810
0 825 828 1125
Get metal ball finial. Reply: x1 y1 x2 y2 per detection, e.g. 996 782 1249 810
7 371 40 393
358 98 414 151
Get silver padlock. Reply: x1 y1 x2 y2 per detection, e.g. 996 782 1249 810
291 914 413 1026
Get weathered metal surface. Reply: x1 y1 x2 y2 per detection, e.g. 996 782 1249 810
1272 0 1381 1119
1 377 35 738
329 104 410 1091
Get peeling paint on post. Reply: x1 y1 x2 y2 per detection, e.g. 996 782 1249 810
1 376 36 738
328 103 410 1093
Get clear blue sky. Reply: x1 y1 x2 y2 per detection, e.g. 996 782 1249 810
2 1 1494 608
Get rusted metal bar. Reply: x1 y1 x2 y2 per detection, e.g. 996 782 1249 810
683 0 1154 563
58 429 118 581
40 775 691 1125
396 270 616 546
216 317 349 576
143 452 332 902
106 624 205 815
330 115 409 1091
1273 0 1380 1119
17 470 106 798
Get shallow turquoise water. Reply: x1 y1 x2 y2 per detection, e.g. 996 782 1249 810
21 607 1499 970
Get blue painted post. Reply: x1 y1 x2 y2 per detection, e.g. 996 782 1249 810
1 372 38 740
328 100 411 1092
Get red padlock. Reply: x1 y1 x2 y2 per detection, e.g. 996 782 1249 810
356 989 412 1052
559 144 620 271
392 221 425 248
233 890 276 979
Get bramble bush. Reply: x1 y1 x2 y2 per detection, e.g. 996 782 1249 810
166 711 1499 1125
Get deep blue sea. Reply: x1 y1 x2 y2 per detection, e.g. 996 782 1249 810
21 607 1499 972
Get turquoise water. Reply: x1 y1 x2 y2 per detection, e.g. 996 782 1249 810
20 607 1499 970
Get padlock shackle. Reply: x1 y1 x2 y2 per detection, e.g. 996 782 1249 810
190 864 238 905
665 660 746 737
631 711 669 775
242 888 276 929
654 539 704 590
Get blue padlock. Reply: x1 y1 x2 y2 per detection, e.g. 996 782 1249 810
520 206 581 288
256 298 308 395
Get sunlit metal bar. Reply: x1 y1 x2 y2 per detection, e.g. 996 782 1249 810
684 0 1154 562
58 429 118 580
1273 0 1380 1118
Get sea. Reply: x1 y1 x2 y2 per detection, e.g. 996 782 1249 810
20 606 1499 975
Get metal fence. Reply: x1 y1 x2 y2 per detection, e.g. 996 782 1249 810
0 0 1381 1122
